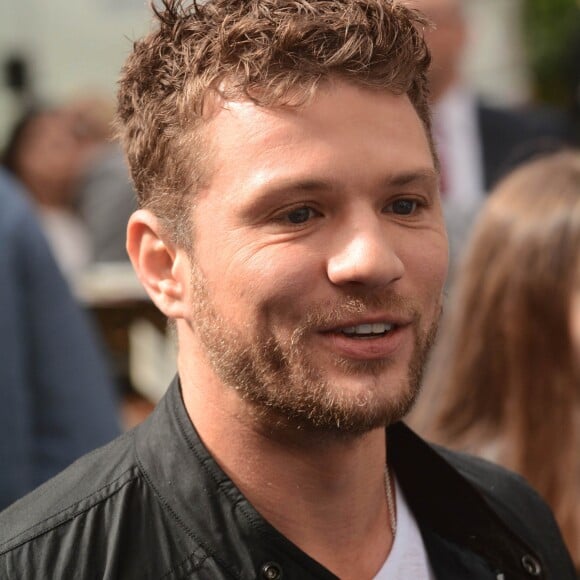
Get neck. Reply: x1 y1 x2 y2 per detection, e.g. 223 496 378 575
179 346 395 579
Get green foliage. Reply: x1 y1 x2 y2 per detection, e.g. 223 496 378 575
522 0 580 106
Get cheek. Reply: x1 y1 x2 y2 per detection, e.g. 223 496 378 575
206 241 322 317
402 234 449 296
248 251 322 307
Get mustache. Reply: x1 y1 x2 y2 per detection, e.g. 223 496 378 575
291 292 420 338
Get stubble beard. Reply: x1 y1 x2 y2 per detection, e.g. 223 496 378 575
189 264 440 437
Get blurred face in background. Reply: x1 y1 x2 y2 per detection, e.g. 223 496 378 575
13 111 81 207
407 0 467 101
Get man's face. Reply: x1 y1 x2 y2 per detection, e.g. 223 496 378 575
182 81 448 435
17 113 81 204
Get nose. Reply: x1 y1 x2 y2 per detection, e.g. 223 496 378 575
326 214 404 288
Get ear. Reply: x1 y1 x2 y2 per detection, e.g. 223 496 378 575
126 210 189 319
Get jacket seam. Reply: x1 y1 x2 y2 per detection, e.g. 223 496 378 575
160 552 210 579
135 454 240 580
0 466 138 556
173 396 272 539
171 393 317 574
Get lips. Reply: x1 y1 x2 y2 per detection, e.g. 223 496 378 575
316 316 412 360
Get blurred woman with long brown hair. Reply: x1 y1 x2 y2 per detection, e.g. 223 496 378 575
412 149 580 570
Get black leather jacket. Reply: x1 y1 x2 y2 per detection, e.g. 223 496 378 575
0 378 575 579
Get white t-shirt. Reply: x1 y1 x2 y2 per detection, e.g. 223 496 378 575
374 478 435 579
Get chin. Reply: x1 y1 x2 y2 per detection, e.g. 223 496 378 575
260 373 419 438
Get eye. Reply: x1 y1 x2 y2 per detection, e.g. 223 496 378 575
284 206 319 224
385 199 418 215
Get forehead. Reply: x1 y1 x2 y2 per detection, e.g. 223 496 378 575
201 81 434 191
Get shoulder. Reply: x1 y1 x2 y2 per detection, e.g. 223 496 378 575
0 432 153 580
0 432 137 549
0 423 213 579
476 101 575 188
435 445 571 563
477 102 570 134
391 424 575 577
477 101 573 159
436 444 530 494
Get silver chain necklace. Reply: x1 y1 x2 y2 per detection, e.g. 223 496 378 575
384 468 397 537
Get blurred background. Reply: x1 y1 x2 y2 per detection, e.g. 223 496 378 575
1 0 578 143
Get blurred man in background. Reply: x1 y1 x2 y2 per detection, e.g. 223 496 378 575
408 0 574 281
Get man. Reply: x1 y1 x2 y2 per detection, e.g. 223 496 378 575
408 0 573 202
0 1 574 578
406 0 573 283
0 168 119 511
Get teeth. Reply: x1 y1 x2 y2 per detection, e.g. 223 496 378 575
372 323 390 333
342 323 394 336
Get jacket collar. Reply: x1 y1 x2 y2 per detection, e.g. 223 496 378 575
135 377 539 579
388 423 541 577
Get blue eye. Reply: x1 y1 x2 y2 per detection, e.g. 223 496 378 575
388 199 417 215
286 206 316 224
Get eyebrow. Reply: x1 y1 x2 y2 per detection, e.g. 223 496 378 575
383 168 439 188
258 168 439 197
